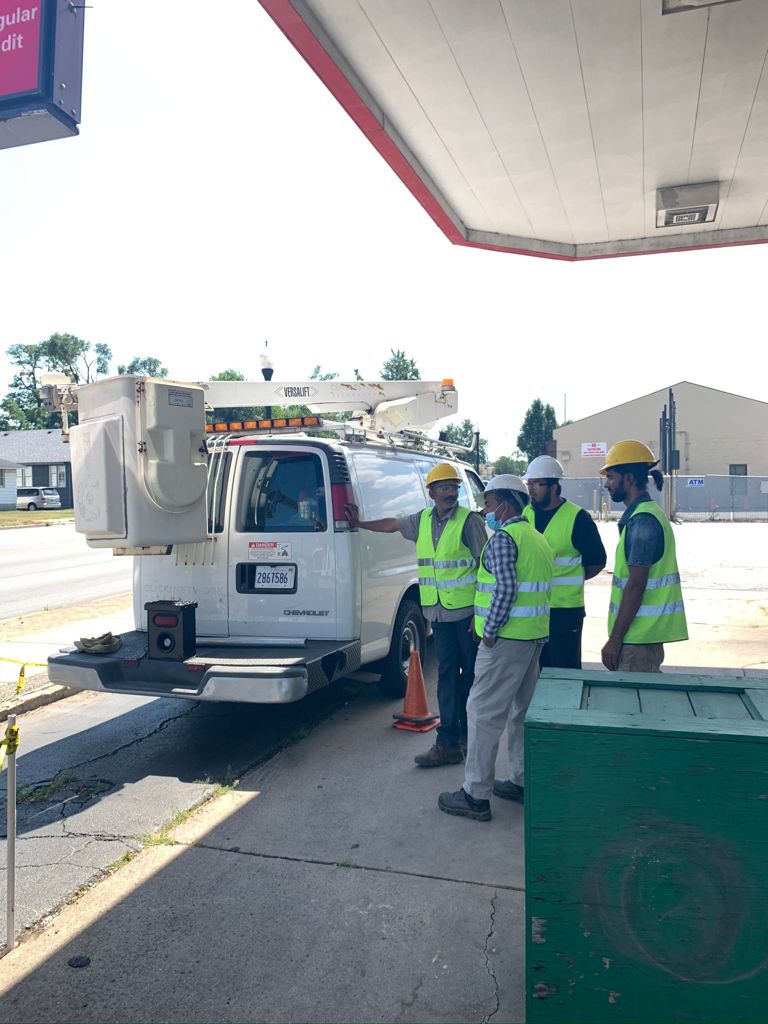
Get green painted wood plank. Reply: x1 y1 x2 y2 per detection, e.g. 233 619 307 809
547 669 768 693
639 688 695 718
525 707 768 740
744 689 768 721
530 676 583 710
689 690 751 720
587 685 641 714
525 724 768 1023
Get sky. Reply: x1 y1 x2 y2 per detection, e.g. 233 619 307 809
0 1 765 460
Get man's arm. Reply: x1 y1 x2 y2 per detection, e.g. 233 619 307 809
344 503 398 532
601 564 649 670
573 509 607 581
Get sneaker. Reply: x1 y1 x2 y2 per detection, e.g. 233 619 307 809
414 744 463 768
438 788 492 822
493 779 524 802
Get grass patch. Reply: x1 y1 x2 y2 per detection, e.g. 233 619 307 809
0 509 74 529
139 778 240 849
17 773 73 804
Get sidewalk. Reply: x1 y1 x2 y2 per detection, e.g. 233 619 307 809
0 595 133 721
0 666 526 1023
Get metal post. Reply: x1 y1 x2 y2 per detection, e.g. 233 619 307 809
6 714 17 952
473 431 480 473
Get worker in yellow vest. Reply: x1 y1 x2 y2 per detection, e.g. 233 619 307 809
438 475 553 822
601 440 688 672
523 455 606 669
345 462 487 766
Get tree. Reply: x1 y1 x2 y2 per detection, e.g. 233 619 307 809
309 365 338 381
380 349 420 380
440 418 488 466
117 356 168 377
493 453 528 476
516 399 558 462
0 334 112 430
208 369 261 424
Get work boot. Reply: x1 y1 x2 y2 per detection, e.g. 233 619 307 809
493 779 524 803
414 744 463 768
438 788 491 822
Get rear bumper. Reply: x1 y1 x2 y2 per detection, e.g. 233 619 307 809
48 631 361 704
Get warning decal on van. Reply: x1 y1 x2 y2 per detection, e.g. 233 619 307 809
248 541 291 560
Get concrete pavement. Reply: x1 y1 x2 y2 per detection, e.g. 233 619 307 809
0 674 526 1023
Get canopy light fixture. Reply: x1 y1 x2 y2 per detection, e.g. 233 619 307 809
656 182 720 228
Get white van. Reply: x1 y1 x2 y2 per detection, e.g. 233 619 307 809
49 432 485 703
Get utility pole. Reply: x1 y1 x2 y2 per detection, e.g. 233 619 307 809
260 343 274 420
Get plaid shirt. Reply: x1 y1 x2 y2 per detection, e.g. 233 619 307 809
481 516 523 639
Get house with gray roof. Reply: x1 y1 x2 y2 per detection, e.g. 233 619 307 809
0 430 73 508
0 456 21 510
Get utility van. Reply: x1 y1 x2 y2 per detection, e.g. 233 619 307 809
44 374 484 705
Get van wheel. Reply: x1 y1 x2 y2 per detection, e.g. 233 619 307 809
27 503 37 511
376 599 426 699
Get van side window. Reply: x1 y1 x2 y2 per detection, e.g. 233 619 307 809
353 452 424 519
237 451 327 533
465 470 486 510
414 459 472 510
207 451 231 534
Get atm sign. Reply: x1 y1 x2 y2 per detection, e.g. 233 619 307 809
0 1 42 99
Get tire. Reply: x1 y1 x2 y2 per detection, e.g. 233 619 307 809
375 598 426 699
27 503 37 511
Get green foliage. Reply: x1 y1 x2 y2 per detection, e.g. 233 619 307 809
440 418 487 465
493 453 528 476
380 349 420 381
353 368 364 381
516 399 558 462
117 356 168 378
0 333 112 430
309 365 338 381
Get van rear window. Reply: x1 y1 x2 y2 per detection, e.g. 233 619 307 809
237 451 327 533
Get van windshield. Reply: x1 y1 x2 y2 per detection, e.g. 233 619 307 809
237 451 327 533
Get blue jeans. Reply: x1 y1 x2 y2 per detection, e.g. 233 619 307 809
432 619 478 748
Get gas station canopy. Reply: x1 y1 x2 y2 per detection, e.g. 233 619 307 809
260 0 768 260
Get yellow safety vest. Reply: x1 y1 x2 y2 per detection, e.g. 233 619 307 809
474 521 553 641
416 506 477 610
523 501 585 609
608 502 688 644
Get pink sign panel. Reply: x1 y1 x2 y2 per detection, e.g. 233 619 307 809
0 0 42 98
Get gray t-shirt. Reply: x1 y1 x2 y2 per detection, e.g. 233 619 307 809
396 506 488 622
618 493 665 567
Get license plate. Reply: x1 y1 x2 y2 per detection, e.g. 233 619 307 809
253 565 296 590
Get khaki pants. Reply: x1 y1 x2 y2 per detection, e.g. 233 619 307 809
617 643 664 673
463 637 542 800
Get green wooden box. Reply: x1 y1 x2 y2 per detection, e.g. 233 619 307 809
525 669 768 1024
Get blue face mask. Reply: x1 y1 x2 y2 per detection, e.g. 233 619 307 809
485 510 503 531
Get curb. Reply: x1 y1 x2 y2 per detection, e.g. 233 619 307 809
0 684 74 722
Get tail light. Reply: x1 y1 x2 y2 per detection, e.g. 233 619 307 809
331 483 354 532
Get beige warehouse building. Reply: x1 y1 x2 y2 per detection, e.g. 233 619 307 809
554 382 768 480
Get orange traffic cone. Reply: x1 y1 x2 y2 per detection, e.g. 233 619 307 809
393 651 440 732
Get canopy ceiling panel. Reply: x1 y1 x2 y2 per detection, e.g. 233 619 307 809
260 0 768 259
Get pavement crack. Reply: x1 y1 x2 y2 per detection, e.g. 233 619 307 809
189 841 523 893
480 891 500 1024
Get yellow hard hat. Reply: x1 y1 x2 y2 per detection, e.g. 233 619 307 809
601 440 659 475
426 462 461 487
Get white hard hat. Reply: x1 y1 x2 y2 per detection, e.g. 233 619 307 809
485 474 529 506
524 455 565 480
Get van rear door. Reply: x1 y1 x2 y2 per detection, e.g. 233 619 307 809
226 442 342 641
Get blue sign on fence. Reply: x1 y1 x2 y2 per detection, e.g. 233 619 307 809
686 478 705 487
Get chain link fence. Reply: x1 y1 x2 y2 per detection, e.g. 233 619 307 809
561 475 768 522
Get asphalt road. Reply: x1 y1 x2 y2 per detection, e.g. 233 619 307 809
0 669 393 940
0 524 133 620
